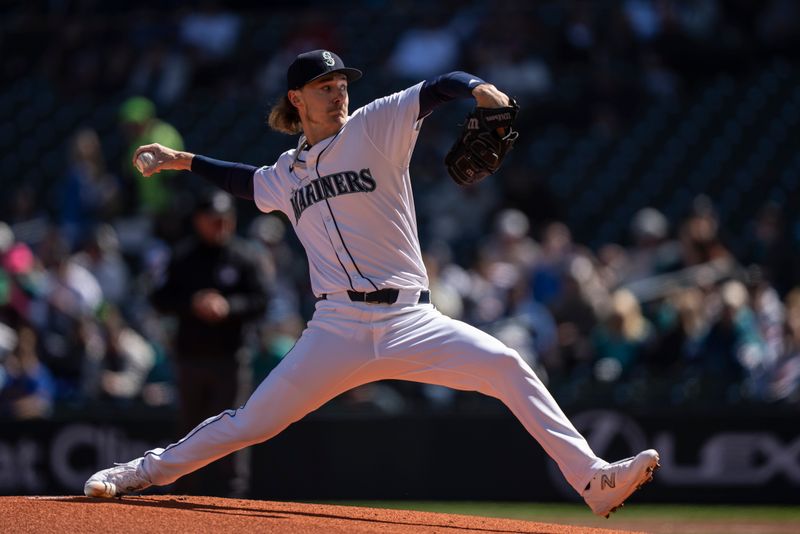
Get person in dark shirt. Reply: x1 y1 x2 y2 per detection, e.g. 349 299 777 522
150 189 269 496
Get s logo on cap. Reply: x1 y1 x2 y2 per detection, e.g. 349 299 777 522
286 50 362 90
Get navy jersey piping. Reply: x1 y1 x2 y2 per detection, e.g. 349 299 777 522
292 130 356 291
322 209 357 291
316 131 380 291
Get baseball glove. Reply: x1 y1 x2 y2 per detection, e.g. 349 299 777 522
444 99 519 186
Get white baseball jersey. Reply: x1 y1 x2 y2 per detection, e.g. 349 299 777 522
253 82 428 296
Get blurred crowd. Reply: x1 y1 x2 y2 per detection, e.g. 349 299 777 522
6 1 800 114
3 0 800 420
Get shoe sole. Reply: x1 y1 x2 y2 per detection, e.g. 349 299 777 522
603 457 661 518
84 480 117 498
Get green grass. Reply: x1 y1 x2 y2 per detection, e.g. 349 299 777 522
318 501 800 523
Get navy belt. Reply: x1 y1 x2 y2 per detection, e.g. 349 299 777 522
319 289 430 305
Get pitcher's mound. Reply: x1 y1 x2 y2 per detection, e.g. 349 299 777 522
2 495 643 533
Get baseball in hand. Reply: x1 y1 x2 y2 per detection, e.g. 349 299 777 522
135 151 156 173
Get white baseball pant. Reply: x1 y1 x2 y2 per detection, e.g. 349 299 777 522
140 293 606 494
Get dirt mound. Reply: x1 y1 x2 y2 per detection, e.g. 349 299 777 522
1 495 642 533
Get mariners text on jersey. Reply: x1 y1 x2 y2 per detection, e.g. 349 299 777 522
290 168 377 222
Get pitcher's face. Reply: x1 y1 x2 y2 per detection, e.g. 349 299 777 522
290 73 349 141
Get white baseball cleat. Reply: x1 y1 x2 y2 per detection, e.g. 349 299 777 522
582 449 660 518
84 457 152 498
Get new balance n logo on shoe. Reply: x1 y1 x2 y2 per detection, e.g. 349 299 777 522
583 449 660 518
601 473 616 489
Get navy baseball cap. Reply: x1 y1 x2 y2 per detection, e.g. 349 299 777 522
287 50 362 90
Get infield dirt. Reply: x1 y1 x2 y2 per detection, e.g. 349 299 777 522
1 495 643 533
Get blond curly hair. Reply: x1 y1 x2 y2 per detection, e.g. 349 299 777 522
267 94 302 135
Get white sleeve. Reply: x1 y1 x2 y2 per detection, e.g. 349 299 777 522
252 165 285 214
358 81 424 167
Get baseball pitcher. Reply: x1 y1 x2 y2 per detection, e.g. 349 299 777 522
87 50 658 518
